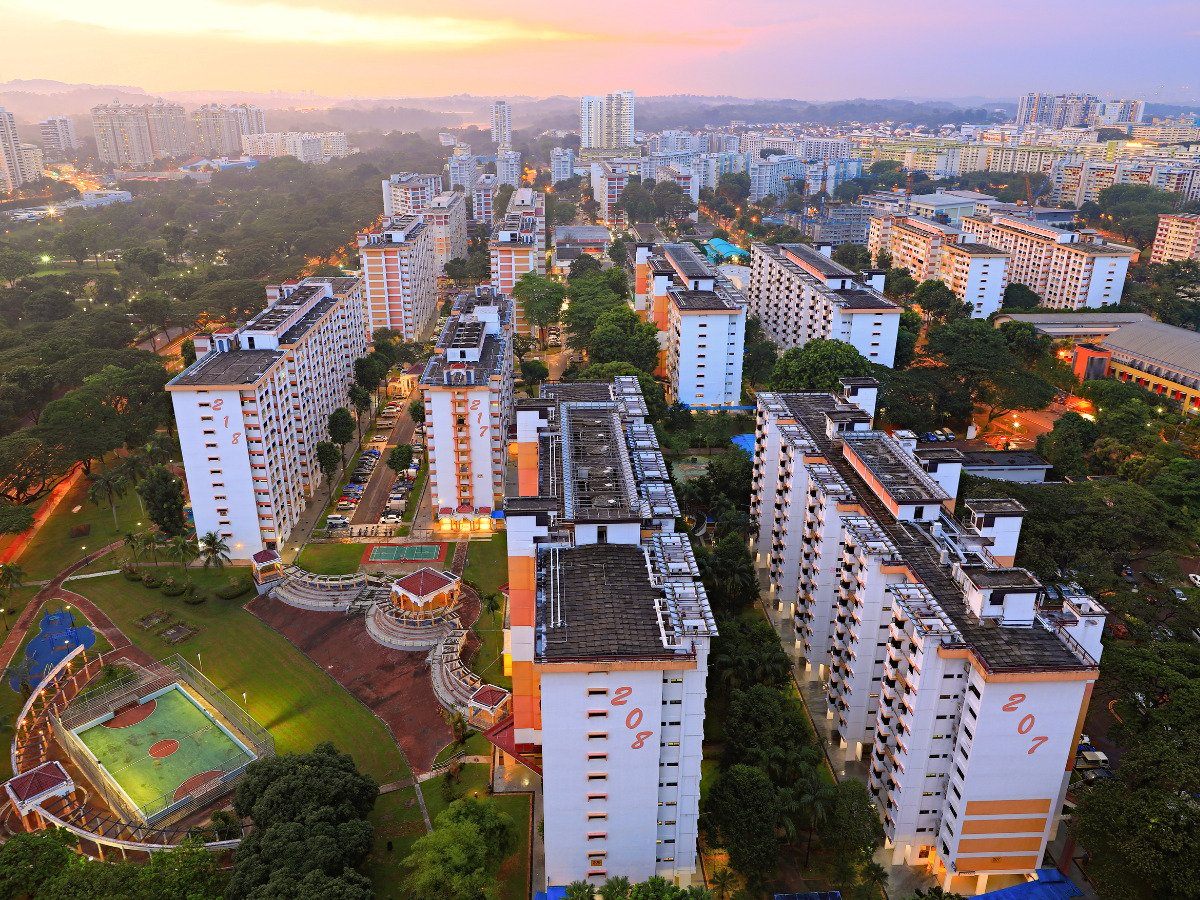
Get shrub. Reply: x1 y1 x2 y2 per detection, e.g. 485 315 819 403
122 567 143 582
161 577 186 597
183 594 207 605
142 575 162 589
215 577 252 600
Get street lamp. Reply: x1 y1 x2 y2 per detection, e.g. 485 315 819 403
0 608 8 633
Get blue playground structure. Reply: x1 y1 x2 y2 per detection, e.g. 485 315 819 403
6 608 96 692
704 237 749 264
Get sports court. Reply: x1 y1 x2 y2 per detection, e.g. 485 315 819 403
363 542 447 564
73 684 252 819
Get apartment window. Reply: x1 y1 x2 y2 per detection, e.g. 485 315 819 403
586 793 607 802
587 710 608 719
587 688 608 697
588 753 608 762
587 833 607 841
587 732 608 741
587 773 608 782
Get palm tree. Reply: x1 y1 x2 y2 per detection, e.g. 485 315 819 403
799 772 839 867
168 534 199 583
146 532 165 567
856 861 889 900
598 876 631 900
483 591 503 616
708 869 736 900
123 531 144 567
0 563 25 609
119 454 149 514
87 470 129 531
198 531 231 569
564 881 595 900
143 434 173 466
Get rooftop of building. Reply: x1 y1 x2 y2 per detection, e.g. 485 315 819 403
169 348 283 388
421 303 510 387
779 242 856 279
841 430 950 504
394 567 458 597
542 383 618 403
960 450 1051 468
662 243 713 279
959 565 1042 590
832 287 901 311
947 242 1008 256
669 287 742 312
629 223 666 244
1102 319 1200 380
553 225 610 244
993 311 1151 330
963 497 1028 516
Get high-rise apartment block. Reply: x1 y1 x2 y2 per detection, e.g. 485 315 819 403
489 188 546 335
589 159 640 226
1094 99 1145 125
472 173 499 223
145 100 190 159
580 90 635 151
497 147 522 187
191 104 267 156
167 277 368 560
751 387 1105 892
960 215 1134 310
382 172 444 217
423 192 469 270
868 215 1009 318
420 288 513 531
92 101 176 167
0 108 38 193
1150 214 1200 264
357 215 438 340
551 147 576 185
498 377 711 888
491 100 512 146
748 242 901 365
748 154 803 201
448 145 478 191
38 116 80 158
1015 92 1100 130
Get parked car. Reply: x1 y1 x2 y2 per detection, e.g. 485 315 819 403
937 429 955 441
1189 573 1200 588
326 514 349 527
336 501 356 510
1172 587 1187 601
1146 572 1165 585
1080 768 1114 785
1076 749 1109 769
921 432 938 442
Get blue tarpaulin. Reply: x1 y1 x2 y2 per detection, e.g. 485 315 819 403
979 869 1082 900
731 433 755 456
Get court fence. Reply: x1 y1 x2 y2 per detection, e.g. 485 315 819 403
50 654 274 828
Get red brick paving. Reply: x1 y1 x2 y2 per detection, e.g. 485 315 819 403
246 596 456 774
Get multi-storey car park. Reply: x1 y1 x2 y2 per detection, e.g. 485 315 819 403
748 242 901 366
491 377 712 889
168 277 368 561
750 381 1106 893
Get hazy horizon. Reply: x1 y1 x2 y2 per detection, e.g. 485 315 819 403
0 0 1197 105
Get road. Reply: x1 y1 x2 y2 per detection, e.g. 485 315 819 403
975 402 1065 449
350 393 419 526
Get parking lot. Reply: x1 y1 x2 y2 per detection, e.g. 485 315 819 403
325 395 422 531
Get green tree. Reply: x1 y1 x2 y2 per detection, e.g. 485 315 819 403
822 780 885 885
137 465 186 536
438 797 518 867
180 339 197 366
0 503 35 536
708 869 736 900
608 239 628 266
1036 412 1098 479
883 267 918 300
705 765 779 883
520 358 550 391
388 444 414 474
0 827 77 897
587 304 659 372
168 533 199 582
832 243 871 272
513 273 567 346
198 531 230 569
568 254 603 281
565 881 597 900
1002 282 1042 309
408 397 426 425
327 407 356 462
912 279 969 323
52 229 94 268
316 441 341 492
770 339 872 392
349 384 372 438
87 469 128 531
401 820 494 900
0 247 37 287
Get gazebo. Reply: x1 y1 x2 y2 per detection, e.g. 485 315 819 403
389 568 461 622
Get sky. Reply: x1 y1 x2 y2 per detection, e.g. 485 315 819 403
1 0 1197 103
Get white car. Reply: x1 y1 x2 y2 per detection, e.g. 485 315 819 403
326 515 349 527
1189 573 1200 588
379 514 403 524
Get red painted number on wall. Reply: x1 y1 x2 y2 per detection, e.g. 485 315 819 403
1002 693 1049 754
612 686 652 750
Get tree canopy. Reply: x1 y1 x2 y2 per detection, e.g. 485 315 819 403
770 339 872 392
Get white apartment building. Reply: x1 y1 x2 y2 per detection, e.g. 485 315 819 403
241 132 326 164
424 192 469 271
580 90 635 151
1150 213 1200 264
497 147 522 187
38 116 80 158
357 215 438 340
448 145 478 191
751 389 1105 893
694 151 746 190
748 154 803 201
145 100 190 159
868 215 1009 318
499 379 709 888
801 157 864 197
168 277 368 560
0 109 36 194
799 136 854 160
421 288 513 531
91 101 156 167
590 159 640 226
191 104 267 157
490 188 546 335
382 172 444 217
317 132 351 159
748 242 901 365
472 173 499 223
1015 92 1099 130
960 215 1134 310
1094 99 1145 125
491 100 513 146
1050 158 1200 206
551 147 577 185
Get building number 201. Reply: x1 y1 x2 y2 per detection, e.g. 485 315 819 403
612 686 653 750
1002 693 1049 754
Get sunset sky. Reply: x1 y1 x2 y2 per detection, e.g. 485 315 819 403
1 0 1196 102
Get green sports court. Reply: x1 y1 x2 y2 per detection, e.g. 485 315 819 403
73 684 252 820
363 543 447 564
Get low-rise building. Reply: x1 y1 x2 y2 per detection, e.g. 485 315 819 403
748 242 901 365
168 277 368 560
421 289 514 532
1068 319 1200 414
958 450 1052 483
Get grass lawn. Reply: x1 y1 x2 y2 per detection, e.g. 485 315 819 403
366 787 427 898
463 534 510 691
59 569 410 784
9 466 149 581
295 542 364 575
433 730 491 766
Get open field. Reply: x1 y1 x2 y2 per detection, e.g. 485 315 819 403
295 542 364 575
462 534 510 691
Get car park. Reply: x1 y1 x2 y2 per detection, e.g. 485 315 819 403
1076 749 1109 769
937 429 955 441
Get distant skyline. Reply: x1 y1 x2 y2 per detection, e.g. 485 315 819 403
0 0 1197 104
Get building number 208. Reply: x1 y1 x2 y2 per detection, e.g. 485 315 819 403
612 687 653 750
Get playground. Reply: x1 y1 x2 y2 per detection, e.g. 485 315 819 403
71 683 253 821
6 609 95 692
362 543 448 565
